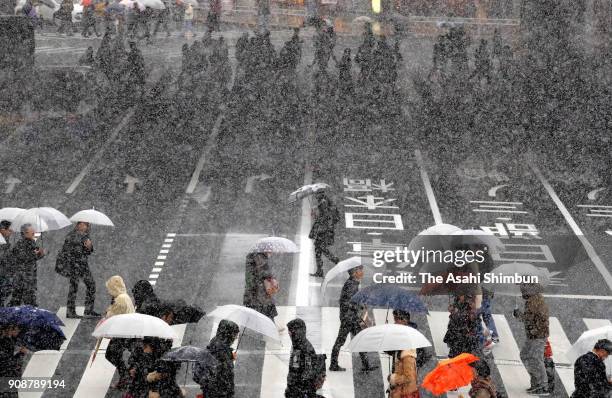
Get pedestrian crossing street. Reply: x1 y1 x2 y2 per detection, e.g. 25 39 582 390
17 306 611 398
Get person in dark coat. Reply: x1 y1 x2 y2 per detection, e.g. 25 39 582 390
60 222 99 318
56 0 74 35
152 2 171 38
9 224 45 307
329 265 375 372
147 360 185 397
0 221 14 307
126 41 146 96
126 338 158 398
196 319 239 398
0 323 26 398
81 3 100 37
355 22 375 82
285 318 319 398
334 48 353 98
309 191 340 277
243 251 278 320
96 31 113 78
571 339 611 398
443 294 480 359
132 280 161 316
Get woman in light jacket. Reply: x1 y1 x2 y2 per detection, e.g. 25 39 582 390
388 310 419 398
104 275 135 389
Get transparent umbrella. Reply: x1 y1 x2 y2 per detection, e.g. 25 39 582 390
0 207 25 222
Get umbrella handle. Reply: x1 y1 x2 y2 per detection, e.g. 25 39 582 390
234 326 246 354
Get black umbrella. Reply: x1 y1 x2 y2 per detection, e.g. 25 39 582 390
162 345 218 387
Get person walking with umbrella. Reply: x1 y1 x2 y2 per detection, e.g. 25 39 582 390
196 319 239 398
126 337 159 398
58 222 99 318
104 275 136 389
146 360 185 397
243 250 279 322
309 191 340 278
0 221 14 307
57 0 74 35
9 224 45 307
468 360 497 397
572 339 611 398
329 265 376 372
387 310 419 398
443 294 481 359
285 318 319 398
514 283 550 395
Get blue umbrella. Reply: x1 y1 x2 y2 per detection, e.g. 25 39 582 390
350 284 428 322
19 324 66 352
0 306 65 328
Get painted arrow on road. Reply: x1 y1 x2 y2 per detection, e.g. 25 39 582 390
245 174 272 193
488 184 508 198
124 175 141 194
192 185 211 208
5 177 21 194
587 187 605 201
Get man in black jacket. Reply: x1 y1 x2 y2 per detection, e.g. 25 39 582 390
309 191 340 278
197 319 239 398
60 222 99 318
572 339 611 398
285 318 319 398
329 265 376 372
0 221 14 306
9 224 45 306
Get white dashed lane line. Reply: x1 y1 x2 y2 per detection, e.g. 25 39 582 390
149 232 177 286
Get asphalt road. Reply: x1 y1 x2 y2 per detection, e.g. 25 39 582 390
0 25 610 398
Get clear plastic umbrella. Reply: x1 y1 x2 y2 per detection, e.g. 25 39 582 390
0 207 25 222
140 0 165 9
207 305 280 349
405 223 462 273
70 209 114 227
11 207 71 233
288 183 330 204
92 313 178 339
450 229 505 253
250 237 299 254
566 326 612 367
0 235 5 244
321 256 371 296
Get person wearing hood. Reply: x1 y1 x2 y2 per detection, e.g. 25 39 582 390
243 251 279 322
9 224 45 306
330 265 376 372
196 319 239 398
132 280 161 316
285 318 319 398
104 275 135 389
514 283 549 395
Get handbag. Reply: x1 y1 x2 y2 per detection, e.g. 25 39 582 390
264 277 279 296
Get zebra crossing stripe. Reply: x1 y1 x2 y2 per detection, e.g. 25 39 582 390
372 309 392 395
491 314 532 397
583 318 612 329
426 311 450 358
320 307 355 398
260 306 295 398
72 324 187 397
20 307 83 398
548 317 575 395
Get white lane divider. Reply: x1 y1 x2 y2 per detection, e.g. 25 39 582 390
491 314 531 397
415 149 443 225
530 162 612 291
149 232 176 286
73 324 186 398
548 317 575 396
19 307 83 398
426 311 450 358
295 166 313 307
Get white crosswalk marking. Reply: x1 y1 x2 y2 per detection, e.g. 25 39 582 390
372 309 391 395
19 307 83 398
73 323 186 397
548 317 575 395
260 306 295 397
320 307 354 398
491 314 531 397
426 311 450 357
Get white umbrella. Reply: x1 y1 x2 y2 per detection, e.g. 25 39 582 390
140 0 165 9
451 229 505 253
288 183 330 204
207 304 280 342
0 235 5 244
405 223 462 272
70 209 114 227
321 256 371 296
120 0 145 11
251 237 299 254
0 207 25 222
12 207 71 233
566 326 612 364
92 313 178 339
348 324 431 353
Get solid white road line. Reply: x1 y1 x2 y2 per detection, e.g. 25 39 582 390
320 307 355 398
260 306 295 398
415 150 443 225
73 324 186 398
426 311 450 357
19 307 83 398
530 163 612 291
185 111 224 194
372 309 391 395
491 314 531 397
66 108 135 194
548 317 575 396
296 167 313 307
583 318 612 329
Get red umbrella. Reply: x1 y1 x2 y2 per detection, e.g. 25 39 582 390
421 353 479 395
82 0 92 6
